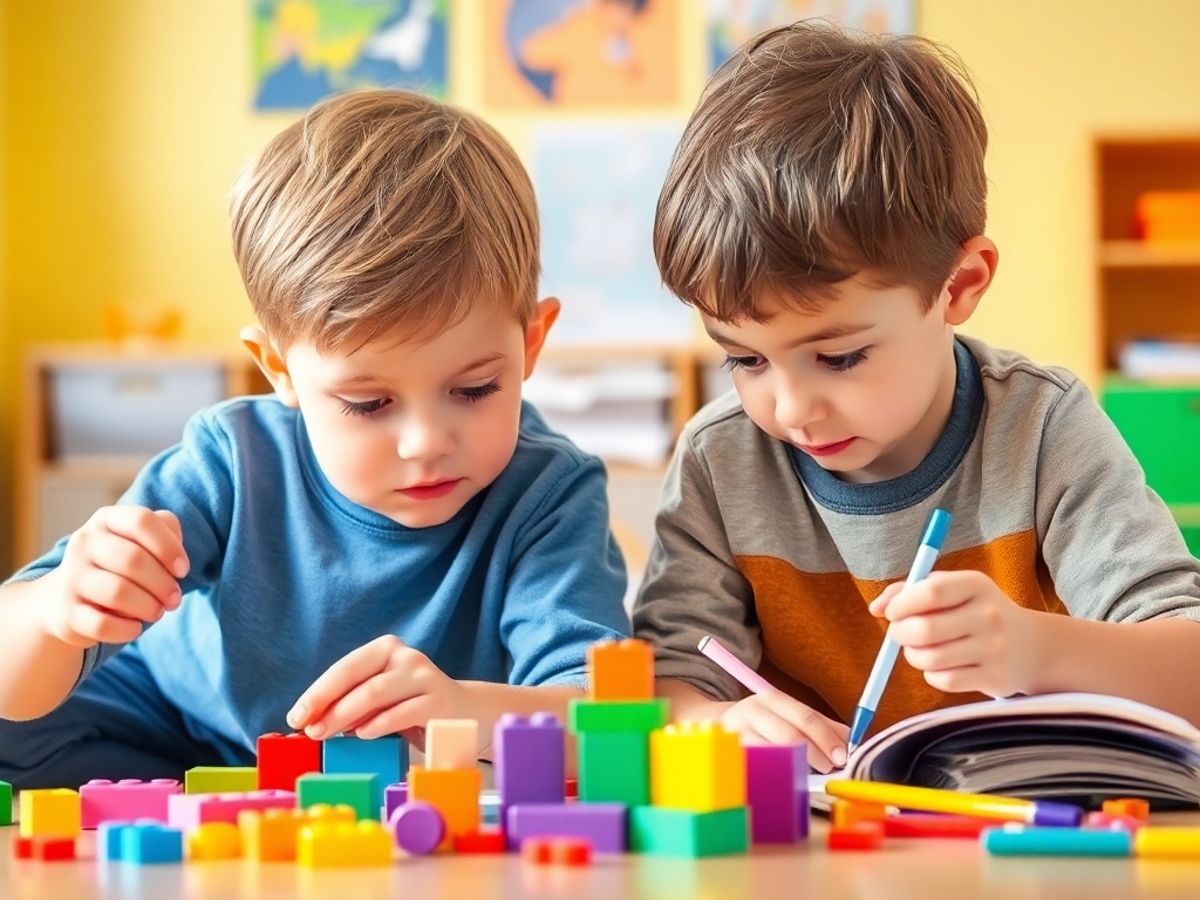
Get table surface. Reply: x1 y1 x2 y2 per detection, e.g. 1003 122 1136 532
2 802 1198 900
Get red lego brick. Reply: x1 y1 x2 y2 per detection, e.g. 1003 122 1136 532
256 732 321 792
32 837 76 861
828 821 884 851
453 828 507 854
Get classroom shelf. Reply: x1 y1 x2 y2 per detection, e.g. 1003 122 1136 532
1098 240 1200 269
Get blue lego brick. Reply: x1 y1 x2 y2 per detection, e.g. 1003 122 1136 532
120 823 183 864
322 736 407 811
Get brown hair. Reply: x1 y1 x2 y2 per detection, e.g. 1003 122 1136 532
230 89 539 351
654 22 987 321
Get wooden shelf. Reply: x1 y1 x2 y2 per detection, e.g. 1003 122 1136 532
1099 240 1200 268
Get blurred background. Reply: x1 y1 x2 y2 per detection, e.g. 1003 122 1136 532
2 0 1199 595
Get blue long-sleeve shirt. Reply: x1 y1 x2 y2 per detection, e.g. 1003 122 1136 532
8 396 630 750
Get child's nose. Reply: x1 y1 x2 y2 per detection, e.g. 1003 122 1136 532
395 415 453 460
774 379 824 430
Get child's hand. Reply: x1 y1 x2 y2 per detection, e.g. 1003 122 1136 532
43 506 188 649
287 636 470 744
719 691 850 774
869 570 1042 699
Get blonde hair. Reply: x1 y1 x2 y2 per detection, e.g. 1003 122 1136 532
230 90 539 350
654 22 988 320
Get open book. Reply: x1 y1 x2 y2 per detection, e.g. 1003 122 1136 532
811 693 1200 810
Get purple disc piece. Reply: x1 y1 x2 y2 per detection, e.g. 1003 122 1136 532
390 801 445 855
1031 801 1084 828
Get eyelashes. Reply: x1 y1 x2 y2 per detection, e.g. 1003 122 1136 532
338 381 503 418
722 349 871 374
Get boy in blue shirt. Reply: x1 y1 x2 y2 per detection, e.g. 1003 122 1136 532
0 90 629 787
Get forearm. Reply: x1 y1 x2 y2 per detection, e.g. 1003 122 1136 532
461 681 586 769
0 578 86 720
1031 612 1200 725
655 677 736 721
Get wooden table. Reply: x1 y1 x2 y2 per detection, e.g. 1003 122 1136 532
3 803 1198 900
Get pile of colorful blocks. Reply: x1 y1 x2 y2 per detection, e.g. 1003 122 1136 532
4 638 812 867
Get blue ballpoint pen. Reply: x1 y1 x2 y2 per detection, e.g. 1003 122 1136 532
847 508 953 755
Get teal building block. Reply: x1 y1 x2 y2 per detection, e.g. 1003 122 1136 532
0 780 11 826
121 823 183 864
297 773 380 821
578 732 650 806
630 806 749 857
322 736 406 812
568 699 668 734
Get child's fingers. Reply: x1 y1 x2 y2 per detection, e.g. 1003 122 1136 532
100 506 189 580
904 635 982 673
757 694 847 772
75 567 166 625
83 531 181 612
889 606 973 649
881 572 971 622
867 582 904 617
304 668 415 740
65 600 144 646
351 694 434 741
289 638 403 730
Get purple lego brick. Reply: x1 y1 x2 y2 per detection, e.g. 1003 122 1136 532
80 779 181 830
505 803 627 853
390 801 444 856
798 786 810 839
494 713 565 818
166 790 295 831
384 782 408 823
745 745 802 844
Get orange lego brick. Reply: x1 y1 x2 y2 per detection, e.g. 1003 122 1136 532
828 821 884 851
832 799 887 828
588 639 654 700
1102 798 1150 822
408 765 482 851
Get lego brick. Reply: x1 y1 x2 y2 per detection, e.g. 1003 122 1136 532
832 799 887 829
744 744 802 844
97 821 141 861
522 835 592 866
256 732 321 791
389 800 444 856
167 789 295 830
454 827 506 854
1102 798 1150 822
828 821 885 851
0 780 10 826
19 788 81 839
588 639 653 700
297 821 393 867
238 805 354 862
31 837 76 861
567 699 669 734
297 773 380 821
1084 811 1144 832
185 766 258 795
80 779 180 829
506 802 627 853
884 813 992 839
798 779 811 839
649 722 746 812
10 837 33 860
578 731 649 806
322 735 406 809
425 719 478 770
494 713 565 817
383 782 408 823
629 806 749 858
1134 826 1200 859
408 765 481 851
187 822 243 860
121 823 184 864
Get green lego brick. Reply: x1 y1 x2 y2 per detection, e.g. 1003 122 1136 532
0 780 11 826
579 732 650 806
567 699 669 734
184 766 258 794
630 806 748 857
296 773 380 821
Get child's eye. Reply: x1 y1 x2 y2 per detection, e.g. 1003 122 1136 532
818 349 869 373
456 381 502 403
339 398 390 417
722 354 766 373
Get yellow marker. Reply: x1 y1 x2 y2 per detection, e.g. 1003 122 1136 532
824 780 1082 827
1135 827 1200 859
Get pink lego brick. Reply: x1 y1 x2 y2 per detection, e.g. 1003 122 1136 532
167 790 295 831
80 779 181 830
744 745 804 844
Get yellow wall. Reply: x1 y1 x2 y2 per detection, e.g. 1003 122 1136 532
2 1 1199 572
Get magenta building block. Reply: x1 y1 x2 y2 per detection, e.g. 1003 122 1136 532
494 713 565 820
384 782 408 823
505 803 627 853
390 801 445 856
745 744 803 844
80 779 181 830
166 789 295 830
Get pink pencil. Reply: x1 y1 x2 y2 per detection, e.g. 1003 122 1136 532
697 635 779 696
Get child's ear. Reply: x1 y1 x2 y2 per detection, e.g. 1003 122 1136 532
942 236 999 327
522 298 561 379
240 325 299 408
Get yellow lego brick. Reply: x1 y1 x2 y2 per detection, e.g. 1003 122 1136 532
19 788 82 839
297 820 393 868
588 638 654 700
239 804 356 862
650 722 746 812
187 822 243 860
408 765 481 850
425 719 478 771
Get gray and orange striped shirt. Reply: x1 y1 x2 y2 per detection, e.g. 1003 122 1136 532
633 336 1200 733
